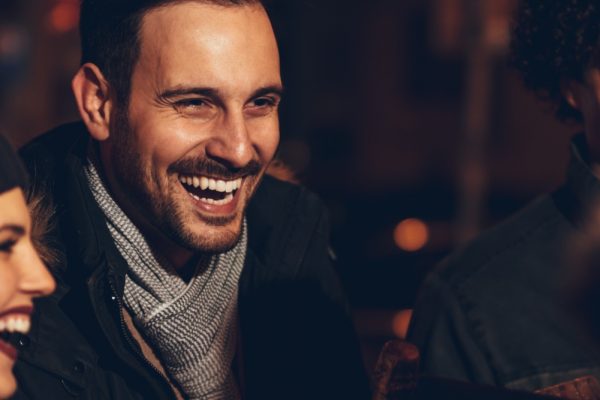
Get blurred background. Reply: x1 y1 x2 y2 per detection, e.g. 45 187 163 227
0 0 579 376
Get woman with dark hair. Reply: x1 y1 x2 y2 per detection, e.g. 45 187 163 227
0 133 55 398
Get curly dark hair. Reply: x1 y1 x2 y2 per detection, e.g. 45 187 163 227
511 0 600 122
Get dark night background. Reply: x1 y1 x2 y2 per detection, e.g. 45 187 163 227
0 0 578 374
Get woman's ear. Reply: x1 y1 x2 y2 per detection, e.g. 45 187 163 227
71 63 113 141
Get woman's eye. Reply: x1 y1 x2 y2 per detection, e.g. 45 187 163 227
0 239 17 254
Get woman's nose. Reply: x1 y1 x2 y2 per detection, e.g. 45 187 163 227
19 241 56 297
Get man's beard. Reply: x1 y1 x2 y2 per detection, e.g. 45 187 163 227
107 111 252 254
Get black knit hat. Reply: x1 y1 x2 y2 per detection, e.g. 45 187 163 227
0 133 28 194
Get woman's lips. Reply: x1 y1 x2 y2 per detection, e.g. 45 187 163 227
0 338 17 361
0 305 34 361
0 306 33 318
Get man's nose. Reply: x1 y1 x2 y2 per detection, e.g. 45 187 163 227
19 242 56 297
205 111 254 168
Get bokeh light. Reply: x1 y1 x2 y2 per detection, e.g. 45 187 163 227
48 1 79 33
394 218 429 252
391 309 413 339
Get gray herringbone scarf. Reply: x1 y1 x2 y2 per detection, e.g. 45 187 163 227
84 161 245 400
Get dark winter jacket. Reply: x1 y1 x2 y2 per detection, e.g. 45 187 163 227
10 121 370 400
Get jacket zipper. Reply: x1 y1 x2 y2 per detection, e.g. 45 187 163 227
107 277 178 399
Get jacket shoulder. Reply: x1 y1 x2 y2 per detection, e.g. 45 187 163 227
410 194 598 389
435 194 569 288
246 175 330 275
249 174 325 221
19 121 87 182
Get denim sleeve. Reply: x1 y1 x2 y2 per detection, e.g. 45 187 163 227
407 272 497 385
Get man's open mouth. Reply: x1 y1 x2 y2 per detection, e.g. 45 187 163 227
177 173 242 206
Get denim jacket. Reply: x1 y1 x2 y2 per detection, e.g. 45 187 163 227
408 134 600 392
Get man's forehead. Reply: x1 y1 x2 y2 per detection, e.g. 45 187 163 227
134 1 280 94
136 2 278 65
139 1 272 47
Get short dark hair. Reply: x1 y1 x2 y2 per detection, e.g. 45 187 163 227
510 0 600 122
80 0 262 108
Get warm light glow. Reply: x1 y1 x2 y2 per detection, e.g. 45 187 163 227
48 2 79 33
394 218 429 252
391 309 413 339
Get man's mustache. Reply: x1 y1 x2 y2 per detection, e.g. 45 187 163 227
169 158 262 179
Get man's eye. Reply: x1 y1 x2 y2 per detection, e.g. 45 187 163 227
252 97 277 108
175 98 207 108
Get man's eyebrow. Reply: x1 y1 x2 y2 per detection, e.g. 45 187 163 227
158 87 220 100
157 85 285 101
0 224 25 236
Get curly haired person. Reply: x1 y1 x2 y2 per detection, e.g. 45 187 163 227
408 0 600 393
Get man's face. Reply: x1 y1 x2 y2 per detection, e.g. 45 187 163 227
106 2 282 254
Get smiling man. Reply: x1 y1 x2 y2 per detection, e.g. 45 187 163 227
12 1 370 399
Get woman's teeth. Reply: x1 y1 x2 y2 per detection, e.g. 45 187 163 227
0 316 31 334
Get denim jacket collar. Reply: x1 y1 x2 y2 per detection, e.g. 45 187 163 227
558 133 600 229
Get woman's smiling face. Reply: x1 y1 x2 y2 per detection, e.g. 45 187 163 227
0 187 55 398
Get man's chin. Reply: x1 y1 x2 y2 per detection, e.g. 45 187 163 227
197 212 239 227
176 215 244 254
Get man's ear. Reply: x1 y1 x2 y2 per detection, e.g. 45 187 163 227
561 78 585 111
72 63 113 141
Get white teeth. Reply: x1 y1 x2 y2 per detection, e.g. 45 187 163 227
195 194 235 206
200 177 209 190
0 316 31 334
179 174 243 194
189 192 233 206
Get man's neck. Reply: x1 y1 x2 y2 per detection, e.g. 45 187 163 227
142 228 196 274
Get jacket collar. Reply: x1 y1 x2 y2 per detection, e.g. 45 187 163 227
555 133 600 229
56 123 129 288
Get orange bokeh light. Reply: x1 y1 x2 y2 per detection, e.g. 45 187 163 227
394 218 429 252
49 2 80 33
391 309 413 339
